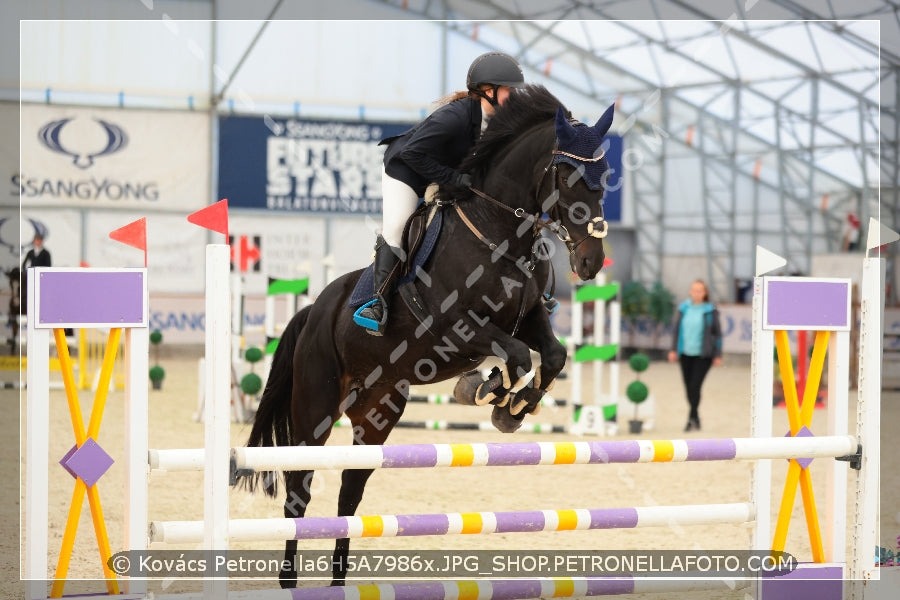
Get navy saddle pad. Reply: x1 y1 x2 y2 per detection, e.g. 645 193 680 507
349 208 443 309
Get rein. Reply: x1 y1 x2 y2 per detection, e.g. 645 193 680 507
454 148 609 270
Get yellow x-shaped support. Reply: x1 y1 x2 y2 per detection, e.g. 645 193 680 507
51 328 121 597
771 329 830 563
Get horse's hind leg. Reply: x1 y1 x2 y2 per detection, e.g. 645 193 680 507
279 364 344 588
279 469 313 588
330 385 406 585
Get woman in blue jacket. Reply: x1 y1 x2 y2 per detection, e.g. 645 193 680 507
356 51 525 335
668 279 723 431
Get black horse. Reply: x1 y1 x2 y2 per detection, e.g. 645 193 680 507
241 85 615 586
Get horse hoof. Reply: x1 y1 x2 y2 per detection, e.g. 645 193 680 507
476 368 506 406
510 387 543 416
452 370 483 406
490 393 509 407
491 404 524 433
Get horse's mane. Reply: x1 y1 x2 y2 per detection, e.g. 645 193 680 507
462 84 570 179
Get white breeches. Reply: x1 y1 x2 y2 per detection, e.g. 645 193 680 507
380 167 420 248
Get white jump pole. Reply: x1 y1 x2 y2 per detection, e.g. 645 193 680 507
570 283 583 422
123 319 149 597
749 248 779 555
25 270 50 599
203 245 231 599
849 224 889 583
592 272 606 405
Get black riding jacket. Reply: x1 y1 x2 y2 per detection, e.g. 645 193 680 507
381 97 482 198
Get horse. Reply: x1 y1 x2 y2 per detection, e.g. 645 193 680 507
240 84 615 586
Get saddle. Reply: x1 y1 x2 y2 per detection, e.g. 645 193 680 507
349 202 443 327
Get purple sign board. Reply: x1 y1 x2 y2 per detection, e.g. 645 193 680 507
33 268 147 328
763 277 851 331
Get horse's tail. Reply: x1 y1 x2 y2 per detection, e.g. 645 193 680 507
238 304 311 497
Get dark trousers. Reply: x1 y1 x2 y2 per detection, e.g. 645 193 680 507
679 355 713 425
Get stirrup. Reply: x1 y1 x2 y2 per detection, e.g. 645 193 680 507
353 298 386 335
542 294 559 314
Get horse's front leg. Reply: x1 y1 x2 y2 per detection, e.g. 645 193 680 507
507 306 567 416
448 320 536 434
331 385 407 585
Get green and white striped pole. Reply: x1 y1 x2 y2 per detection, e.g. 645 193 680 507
263 277 309 356
570 273 621 435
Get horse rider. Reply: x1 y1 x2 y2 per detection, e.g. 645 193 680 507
356 51 528 335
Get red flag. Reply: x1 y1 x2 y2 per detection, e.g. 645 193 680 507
109 217 147 267
187 198 229 241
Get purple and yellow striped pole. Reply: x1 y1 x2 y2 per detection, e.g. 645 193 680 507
149 502 754 544
224 436 857 474
153 577 747 600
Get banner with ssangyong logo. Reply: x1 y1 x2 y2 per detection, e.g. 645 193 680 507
218 115 411 214
19 105 210 210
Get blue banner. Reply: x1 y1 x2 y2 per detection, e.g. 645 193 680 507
218 115 410 214
602 135 623 222
218 115 624 220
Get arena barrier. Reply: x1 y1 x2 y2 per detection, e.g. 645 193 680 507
25 217 894 600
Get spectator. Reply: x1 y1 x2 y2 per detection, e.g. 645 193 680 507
668 279 723 431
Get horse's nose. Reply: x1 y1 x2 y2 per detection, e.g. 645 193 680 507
581 256 601 279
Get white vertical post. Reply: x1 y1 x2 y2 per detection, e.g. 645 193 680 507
849 256 883 581
592 273 606 405
231 274 243 338
570 285 583 418
194 357 206 422
25 269 49 600
825 329 849 564
609 300 621 419
265 294 276 340
204 245 231 599
750 276 773 554
230 274 243 368
123 323 149 595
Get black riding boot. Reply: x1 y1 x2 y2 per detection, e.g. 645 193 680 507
356 235 401 335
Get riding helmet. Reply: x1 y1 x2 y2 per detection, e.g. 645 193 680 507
466 51 525 90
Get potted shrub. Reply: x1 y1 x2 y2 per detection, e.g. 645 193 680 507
149 365 165 390
239 346 265 418
149 330 164 390
626 353 650 434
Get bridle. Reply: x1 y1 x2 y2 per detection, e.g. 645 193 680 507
456 143 609 272
444 141 608 336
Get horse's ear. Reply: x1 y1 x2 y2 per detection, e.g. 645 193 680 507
555 106 577 147
593 104 615 138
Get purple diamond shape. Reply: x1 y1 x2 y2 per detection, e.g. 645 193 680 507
784 425 815 470
59 438 114 487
